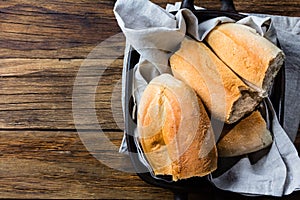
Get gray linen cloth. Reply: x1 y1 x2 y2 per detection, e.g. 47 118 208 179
114 0 300 196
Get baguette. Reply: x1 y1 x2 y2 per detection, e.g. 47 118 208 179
170 37 261 124
137 74 217 181
217 110 273 157
206 23 285 96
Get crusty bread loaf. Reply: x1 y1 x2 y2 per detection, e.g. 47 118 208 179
169 37 261 124
137 74 217 181
206 23 285 96
217 110 273 157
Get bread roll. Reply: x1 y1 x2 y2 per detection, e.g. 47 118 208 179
206 23 285 96
137 74 217 181
170 37 261 124
217 110 273 157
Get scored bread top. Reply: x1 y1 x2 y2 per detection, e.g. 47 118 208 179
170 37 261 124
206 23 285 95
137 74 217 181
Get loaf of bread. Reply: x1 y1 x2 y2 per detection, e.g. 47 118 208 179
217 110 273 157
206 23 285 96
137 74 217 181
169 37 261 124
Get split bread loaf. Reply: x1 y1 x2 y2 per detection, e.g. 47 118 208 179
137 74 217 181
206 23 285 96
217 110 273 157
170 37 261 124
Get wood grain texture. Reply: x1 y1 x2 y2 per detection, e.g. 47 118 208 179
0 0 121 59
0 130 174 199
153 0 300 16
0 0 299 59
0 0 299 199
0 129 298 199
0 58 124 130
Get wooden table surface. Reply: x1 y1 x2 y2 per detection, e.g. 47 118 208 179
0 0 299 199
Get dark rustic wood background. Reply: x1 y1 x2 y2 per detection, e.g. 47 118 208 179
0 0 299 199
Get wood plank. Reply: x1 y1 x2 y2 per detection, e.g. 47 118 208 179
0 129 299 199
188 0 300 16
0 0 121 59
0 130 173 199
0 58 124 130
0 0 299 59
